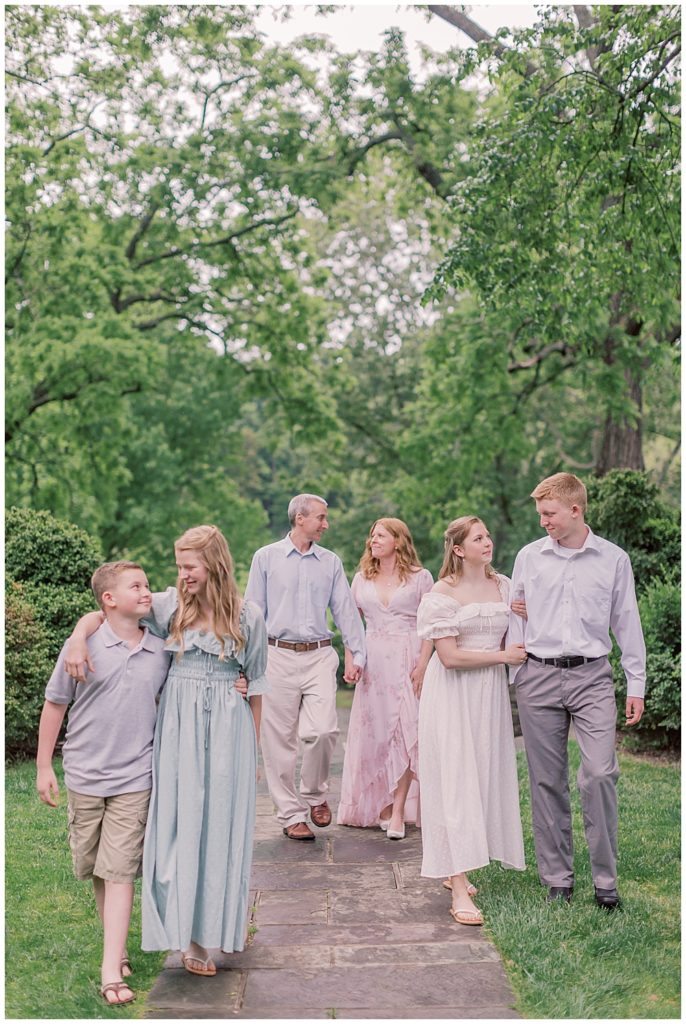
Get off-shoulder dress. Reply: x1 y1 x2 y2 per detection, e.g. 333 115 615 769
416 576 525 878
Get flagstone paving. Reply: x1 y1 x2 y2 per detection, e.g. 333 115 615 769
144 707 521 1019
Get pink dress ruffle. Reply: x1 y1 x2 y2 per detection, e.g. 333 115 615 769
337 568 433 827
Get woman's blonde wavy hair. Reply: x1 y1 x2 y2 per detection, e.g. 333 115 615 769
170 525 244 658
438 516 497 582
358 518 423 582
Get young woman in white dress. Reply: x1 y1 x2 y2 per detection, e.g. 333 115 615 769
416 516 527 926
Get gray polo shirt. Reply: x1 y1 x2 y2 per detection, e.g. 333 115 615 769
45 620 170 797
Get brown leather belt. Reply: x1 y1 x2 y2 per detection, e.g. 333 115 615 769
268 637 333 652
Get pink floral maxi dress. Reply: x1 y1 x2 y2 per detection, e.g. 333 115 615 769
337 568 433 827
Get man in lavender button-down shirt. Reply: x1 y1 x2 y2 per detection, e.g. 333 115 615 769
508 472 645 911
245 493 366 841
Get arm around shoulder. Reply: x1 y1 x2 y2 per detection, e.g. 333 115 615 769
65 610 104 682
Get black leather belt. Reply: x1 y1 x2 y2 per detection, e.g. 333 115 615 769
268 637 332 652
528 653 602 669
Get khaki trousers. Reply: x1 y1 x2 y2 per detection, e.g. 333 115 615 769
260 645 339 828
515 656 619 890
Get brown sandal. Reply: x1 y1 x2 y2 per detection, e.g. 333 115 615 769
101 981 135 1005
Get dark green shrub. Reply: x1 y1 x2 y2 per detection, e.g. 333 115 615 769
585 472 680 749
5 508 101 758
6 506 102 588
636 580 680 742
5 582 55 755
586 471 680 590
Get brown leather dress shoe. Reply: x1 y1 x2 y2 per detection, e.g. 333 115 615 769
283 822 315 841
310 802 332 828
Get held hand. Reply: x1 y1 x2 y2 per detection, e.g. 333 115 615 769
511 600 528 620
37 767 59 807
502 643 528 666
410 664 426 699
235 671 249 699
64 639 94 683
625 696 645 726
343 648 360 685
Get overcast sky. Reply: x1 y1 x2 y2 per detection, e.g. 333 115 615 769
254 3 540 66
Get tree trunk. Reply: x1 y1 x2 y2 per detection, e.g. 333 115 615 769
596 366 645 475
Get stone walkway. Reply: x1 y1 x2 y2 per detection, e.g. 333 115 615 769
144 707 521 1019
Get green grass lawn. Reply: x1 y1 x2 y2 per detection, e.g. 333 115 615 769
6 745 680 1019
5 760 165 1019
474 746 681 1019
336 683 355 709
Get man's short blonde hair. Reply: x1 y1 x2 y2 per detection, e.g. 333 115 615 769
530 472 587 513
91 561 144 610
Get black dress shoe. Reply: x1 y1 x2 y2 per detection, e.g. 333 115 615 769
594 887 621 910
546 886 573 903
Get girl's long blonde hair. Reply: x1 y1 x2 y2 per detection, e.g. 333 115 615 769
358 517 423 582
438 516 497 582
170 525 244 658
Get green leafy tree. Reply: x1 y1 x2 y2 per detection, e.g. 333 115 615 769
427 4 680 475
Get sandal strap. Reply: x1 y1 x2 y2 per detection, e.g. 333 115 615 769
101 981 134 997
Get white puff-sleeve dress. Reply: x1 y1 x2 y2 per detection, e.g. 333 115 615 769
416 576 525 878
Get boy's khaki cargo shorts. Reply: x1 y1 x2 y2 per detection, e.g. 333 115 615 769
66 788 151 883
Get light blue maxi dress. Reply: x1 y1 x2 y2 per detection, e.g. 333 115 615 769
141 588 268 953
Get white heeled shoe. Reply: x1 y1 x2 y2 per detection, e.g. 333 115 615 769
378 817 390 832
387 824 405 840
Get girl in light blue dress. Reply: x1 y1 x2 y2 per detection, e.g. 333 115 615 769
140 525 267 976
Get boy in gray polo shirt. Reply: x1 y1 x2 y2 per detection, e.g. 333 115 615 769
36 561 170 1006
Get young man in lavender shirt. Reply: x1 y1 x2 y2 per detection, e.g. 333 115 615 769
245 494 366 841
509 473 645 910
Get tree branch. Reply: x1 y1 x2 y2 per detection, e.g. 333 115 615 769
427 5 536 75
343 131 403 175
627 44 681 99
42 99 106 156
111 291 181 314
133 211 298 269
6 380 143 443
200 74 256 131
125 203 160 261
5 224 32 284
508 341 575 372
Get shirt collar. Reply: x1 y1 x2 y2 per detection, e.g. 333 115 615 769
542 525 599 556
284 533 321 559
101 618 156 651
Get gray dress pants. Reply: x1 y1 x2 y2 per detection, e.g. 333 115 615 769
515 656 619 890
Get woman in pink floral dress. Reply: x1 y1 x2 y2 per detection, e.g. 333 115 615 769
337 519 433 838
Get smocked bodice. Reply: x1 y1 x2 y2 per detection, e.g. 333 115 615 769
416 575 510 652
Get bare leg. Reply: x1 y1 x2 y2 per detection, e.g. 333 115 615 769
93 877 131 977
443 875 478 896
450 873 480 916
101 880 135 1003
93 876 105 924
388 767 413 833
378 803 392 824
